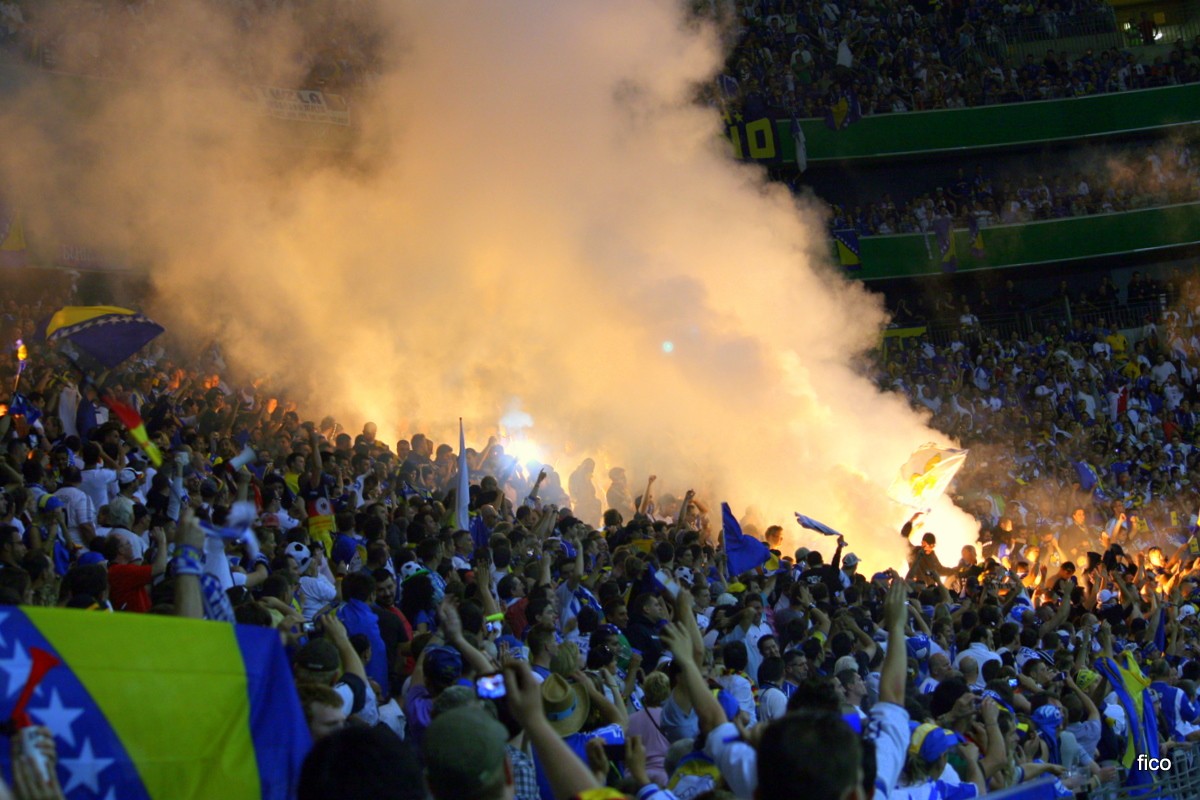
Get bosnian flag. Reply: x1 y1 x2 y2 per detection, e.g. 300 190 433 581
887 444 968 509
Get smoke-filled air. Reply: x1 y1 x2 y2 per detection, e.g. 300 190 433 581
0 0 979 571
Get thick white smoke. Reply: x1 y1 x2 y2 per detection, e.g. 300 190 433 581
0 0 978 570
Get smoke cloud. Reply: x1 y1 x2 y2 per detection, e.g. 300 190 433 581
0 0 978 570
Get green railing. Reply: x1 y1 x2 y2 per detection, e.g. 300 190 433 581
727 84 1200 164
846 203 1200 280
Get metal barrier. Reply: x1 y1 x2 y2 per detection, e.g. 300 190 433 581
1084 741 1200 799
999 8 1119 44
909 296 1165 349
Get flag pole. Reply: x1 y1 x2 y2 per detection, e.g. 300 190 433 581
12 339 26 394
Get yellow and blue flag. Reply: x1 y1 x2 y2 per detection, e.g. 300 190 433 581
968 216 985 259
42 306 164 368
931 217 957 273
887 444 968 509
823 91 861 131
832 229 861 268
0 201 27 268
0 607 309 799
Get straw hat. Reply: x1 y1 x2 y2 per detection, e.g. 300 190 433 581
541 673 590 736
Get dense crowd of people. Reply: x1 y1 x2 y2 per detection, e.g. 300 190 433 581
712 0 1197 121
879 267 1200 545
825 141 1199 238
0 274 1194 800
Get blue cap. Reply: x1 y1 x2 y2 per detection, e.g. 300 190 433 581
330 534 358 566
909 723 965 763
715 689 740 722
78 551 107 567
37 494 64 512
425 646 464 685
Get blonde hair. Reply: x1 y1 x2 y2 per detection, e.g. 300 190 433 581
643 672 670 707
550 642 580 676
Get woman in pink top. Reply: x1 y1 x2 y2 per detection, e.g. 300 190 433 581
625 671 673 787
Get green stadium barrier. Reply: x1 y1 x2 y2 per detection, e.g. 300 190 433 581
845 202 1200 280
724 84 1200 163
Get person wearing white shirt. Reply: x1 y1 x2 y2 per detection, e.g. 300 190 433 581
723 594 773 686
719 640 758 725
919 652 954 694
291 544 338 621
954 634 1001 688
690 576 913 800
1164 376 1185 411
1151 355 1177 385
757 656 789 723
79 455 118 514
837 668 869 721
54 468 96 548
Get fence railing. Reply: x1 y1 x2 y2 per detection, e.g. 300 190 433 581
999 8 1118 44
912 296 1165 346
1089 741 1200 799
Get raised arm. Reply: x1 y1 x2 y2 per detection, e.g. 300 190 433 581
661 622 725 734
879 575 909 706
172 510 205 619
504 660 600 800
1037 585 1073 638
526 468 548 507
845 614 879 662
636 475 656 516
675 587 707 665
1065 673 1100 722
440 597 494 677
149 526 168 578
323 613 368 685
572 669 627 726
979 698 1008 779
473 562 502 618
672 490 696 534
532 504 558 539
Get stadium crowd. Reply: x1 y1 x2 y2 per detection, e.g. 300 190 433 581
826 140 1199 237
0 276 1196 800
714 0 1192 120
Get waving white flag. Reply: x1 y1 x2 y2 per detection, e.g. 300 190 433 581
887 444 968 509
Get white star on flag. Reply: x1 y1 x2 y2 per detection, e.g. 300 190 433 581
0 640 32 698
60 739 114 795
29 689 84 748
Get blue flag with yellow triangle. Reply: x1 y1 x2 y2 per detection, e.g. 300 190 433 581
832 229 861 268
40 306 164 369
0 607 309 799
932 217 957 273
968 216 985 259
823 90 862 131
